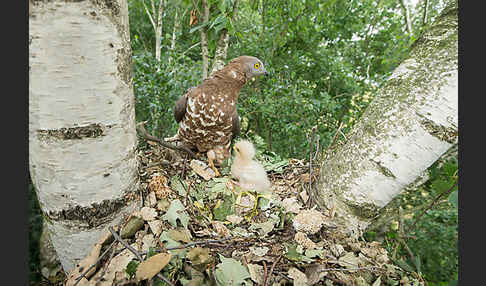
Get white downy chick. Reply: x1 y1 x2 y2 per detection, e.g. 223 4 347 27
231 140 271 192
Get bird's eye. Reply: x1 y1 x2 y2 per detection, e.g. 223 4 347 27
254 63 260 69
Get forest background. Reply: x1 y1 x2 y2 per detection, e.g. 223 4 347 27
28 0 458 285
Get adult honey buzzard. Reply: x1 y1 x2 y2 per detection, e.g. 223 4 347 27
166 56 268 176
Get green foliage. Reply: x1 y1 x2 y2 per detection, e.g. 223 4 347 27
126 1 457 284
381 157 458 285
28 180 43 283
126 259 139 278
133 51 202 138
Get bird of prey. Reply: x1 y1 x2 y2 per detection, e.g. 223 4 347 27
166 56 268 176
230 139 271 192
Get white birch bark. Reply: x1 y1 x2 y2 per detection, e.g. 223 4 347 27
313 0 458 237
200 0 210 79
29 0 139 271
400 0 413 35
143 0 164 62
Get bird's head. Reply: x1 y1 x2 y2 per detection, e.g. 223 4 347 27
231 56 268 79
233 139 256 160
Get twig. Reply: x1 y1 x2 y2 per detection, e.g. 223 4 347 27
136 121 197 158
142 238 234 255
177 42 201 60
95 241 119 283
307 126 318 207
109 226 143 261
318 266 380 273
265 255 281 286
262 260 268 286
407 180 457 232
74 239 117 285
330 121 344 148
108 227 175 286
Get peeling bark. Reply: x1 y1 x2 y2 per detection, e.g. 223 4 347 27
313 0 458 237
29 0 139 271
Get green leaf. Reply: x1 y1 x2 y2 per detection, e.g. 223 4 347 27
395 259 414 273
125 260 139 278
162 199 190 228
448 190 458 209
209 14 227 30
213 194 235 221
189 21 210 33
214 255 250 286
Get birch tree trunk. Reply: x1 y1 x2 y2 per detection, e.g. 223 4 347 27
312 0 458 237
400 0 413 35
143 0 164 62
210 0 239 74
200 0 210 79
29 0 139 272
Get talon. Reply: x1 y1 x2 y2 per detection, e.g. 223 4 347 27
207 150 221 177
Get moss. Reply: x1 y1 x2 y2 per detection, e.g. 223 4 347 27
420 118 458 144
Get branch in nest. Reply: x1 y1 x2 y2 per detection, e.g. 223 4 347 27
136 121 197 159
108 226 175 286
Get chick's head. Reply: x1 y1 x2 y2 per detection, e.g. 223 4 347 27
233 140 256 161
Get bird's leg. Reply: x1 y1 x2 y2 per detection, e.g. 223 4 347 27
207 150 220 177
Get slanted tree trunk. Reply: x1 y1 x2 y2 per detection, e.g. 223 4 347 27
29 0 139 271
210 0 239 74
143 0 165 62
312 0 458 237
200 0 210 79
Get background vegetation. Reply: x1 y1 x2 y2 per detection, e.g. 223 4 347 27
28 0 457 285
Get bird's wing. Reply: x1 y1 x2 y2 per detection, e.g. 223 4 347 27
174 94 188 123
231 110 241 139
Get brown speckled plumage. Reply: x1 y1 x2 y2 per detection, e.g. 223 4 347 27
171 56 268 173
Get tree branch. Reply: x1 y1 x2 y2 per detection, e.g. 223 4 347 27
142 0 156 30
136 121 197 158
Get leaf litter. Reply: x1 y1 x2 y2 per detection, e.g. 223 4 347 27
64 144 426 286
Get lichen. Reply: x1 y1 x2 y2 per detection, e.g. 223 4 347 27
37 123 113 141
47 189 139 228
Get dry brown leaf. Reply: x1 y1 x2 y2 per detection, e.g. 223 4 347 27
247 264 264 285
148 220 163 237
288 267 308 286
90 244 137 286
135 253 172 281
140 207 158 221
212 221 231 238
167 228 192 243
190 159 216 180
189 9 198 26
187 247 212 265
65 229 114 286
